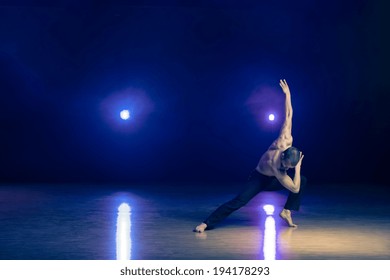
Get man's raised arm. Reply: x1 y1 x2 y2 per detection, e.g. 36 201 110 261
279 79 293 139
269 79 293 150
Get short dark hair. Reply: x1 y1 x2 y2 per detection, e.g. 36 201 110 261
283 146 301 166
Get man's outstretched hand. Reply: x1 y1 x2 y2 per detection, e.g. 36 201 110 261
279 79 291 95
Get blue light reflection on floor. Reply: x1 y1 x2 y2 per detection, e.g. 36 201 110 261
116 203 131 260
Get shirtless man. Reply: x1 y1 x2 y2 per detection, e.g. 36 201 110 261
194 79 305 233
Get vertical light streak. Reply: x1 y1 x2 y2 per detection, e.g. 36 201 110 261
116 203 131 260
262 204 276 260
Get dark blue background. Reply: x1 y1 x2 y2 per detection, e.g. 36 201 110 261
0 0 389 186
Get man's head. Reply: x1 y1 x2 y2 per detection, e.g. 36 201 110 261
280 146 301 170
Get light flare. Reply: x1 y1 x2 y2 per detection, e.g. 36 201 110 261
116 203 132 260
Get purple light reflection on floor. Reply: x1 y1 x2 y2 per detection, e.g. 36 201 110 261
262 205 276 260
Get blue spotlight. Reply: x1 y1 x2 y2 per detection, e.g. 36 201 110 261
268 114 275 121
120 110 130 120
100 87 154 133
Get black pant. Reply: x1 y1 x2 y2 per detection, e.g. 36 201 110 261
203 169 307 228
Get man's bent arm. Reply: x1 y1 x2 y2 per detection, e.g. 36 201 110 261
276 173 300 193
292 168 301 193
275 153 304 193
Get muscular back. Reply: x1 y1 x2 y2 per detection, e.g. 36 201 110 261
256 136 292 176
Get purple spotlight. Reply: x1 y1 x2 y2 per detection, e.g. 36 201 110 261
246 84 283 131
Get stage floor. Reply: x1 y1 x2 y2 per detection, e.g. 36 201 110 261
0 183 389 260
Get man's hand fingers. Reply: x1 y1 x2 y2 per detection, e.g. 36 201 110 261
280 79 289 92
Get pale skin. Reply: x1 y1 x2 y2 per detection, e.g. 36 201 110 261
256 79 304 194
195 79 304 233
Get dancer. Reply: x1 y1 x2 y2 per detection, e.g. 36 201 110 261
194 79 306 232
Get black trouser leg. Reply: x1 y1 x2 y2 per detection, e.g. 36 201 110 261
284 176 307 211
263 176 307 211
203 170 265 228
202 171 307 228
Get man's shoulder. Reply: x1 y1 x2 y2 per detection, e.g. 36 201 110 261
268 140 289 152
273 134 293 148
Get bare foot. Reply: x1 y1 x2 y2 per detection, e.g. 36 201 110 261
279 209 298 227
194 223 207 233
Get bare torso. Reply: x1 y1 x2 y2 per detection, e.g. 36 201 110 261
256 149 281 176
255 138 292 177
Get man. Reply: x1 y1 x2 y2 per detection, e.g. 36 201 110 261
194 79 305 233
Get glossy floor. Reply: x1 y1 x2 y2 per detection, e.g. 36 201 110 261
0 183 389 260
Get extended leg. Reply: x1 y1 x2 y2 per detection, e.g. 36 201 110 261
195 170 266 232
